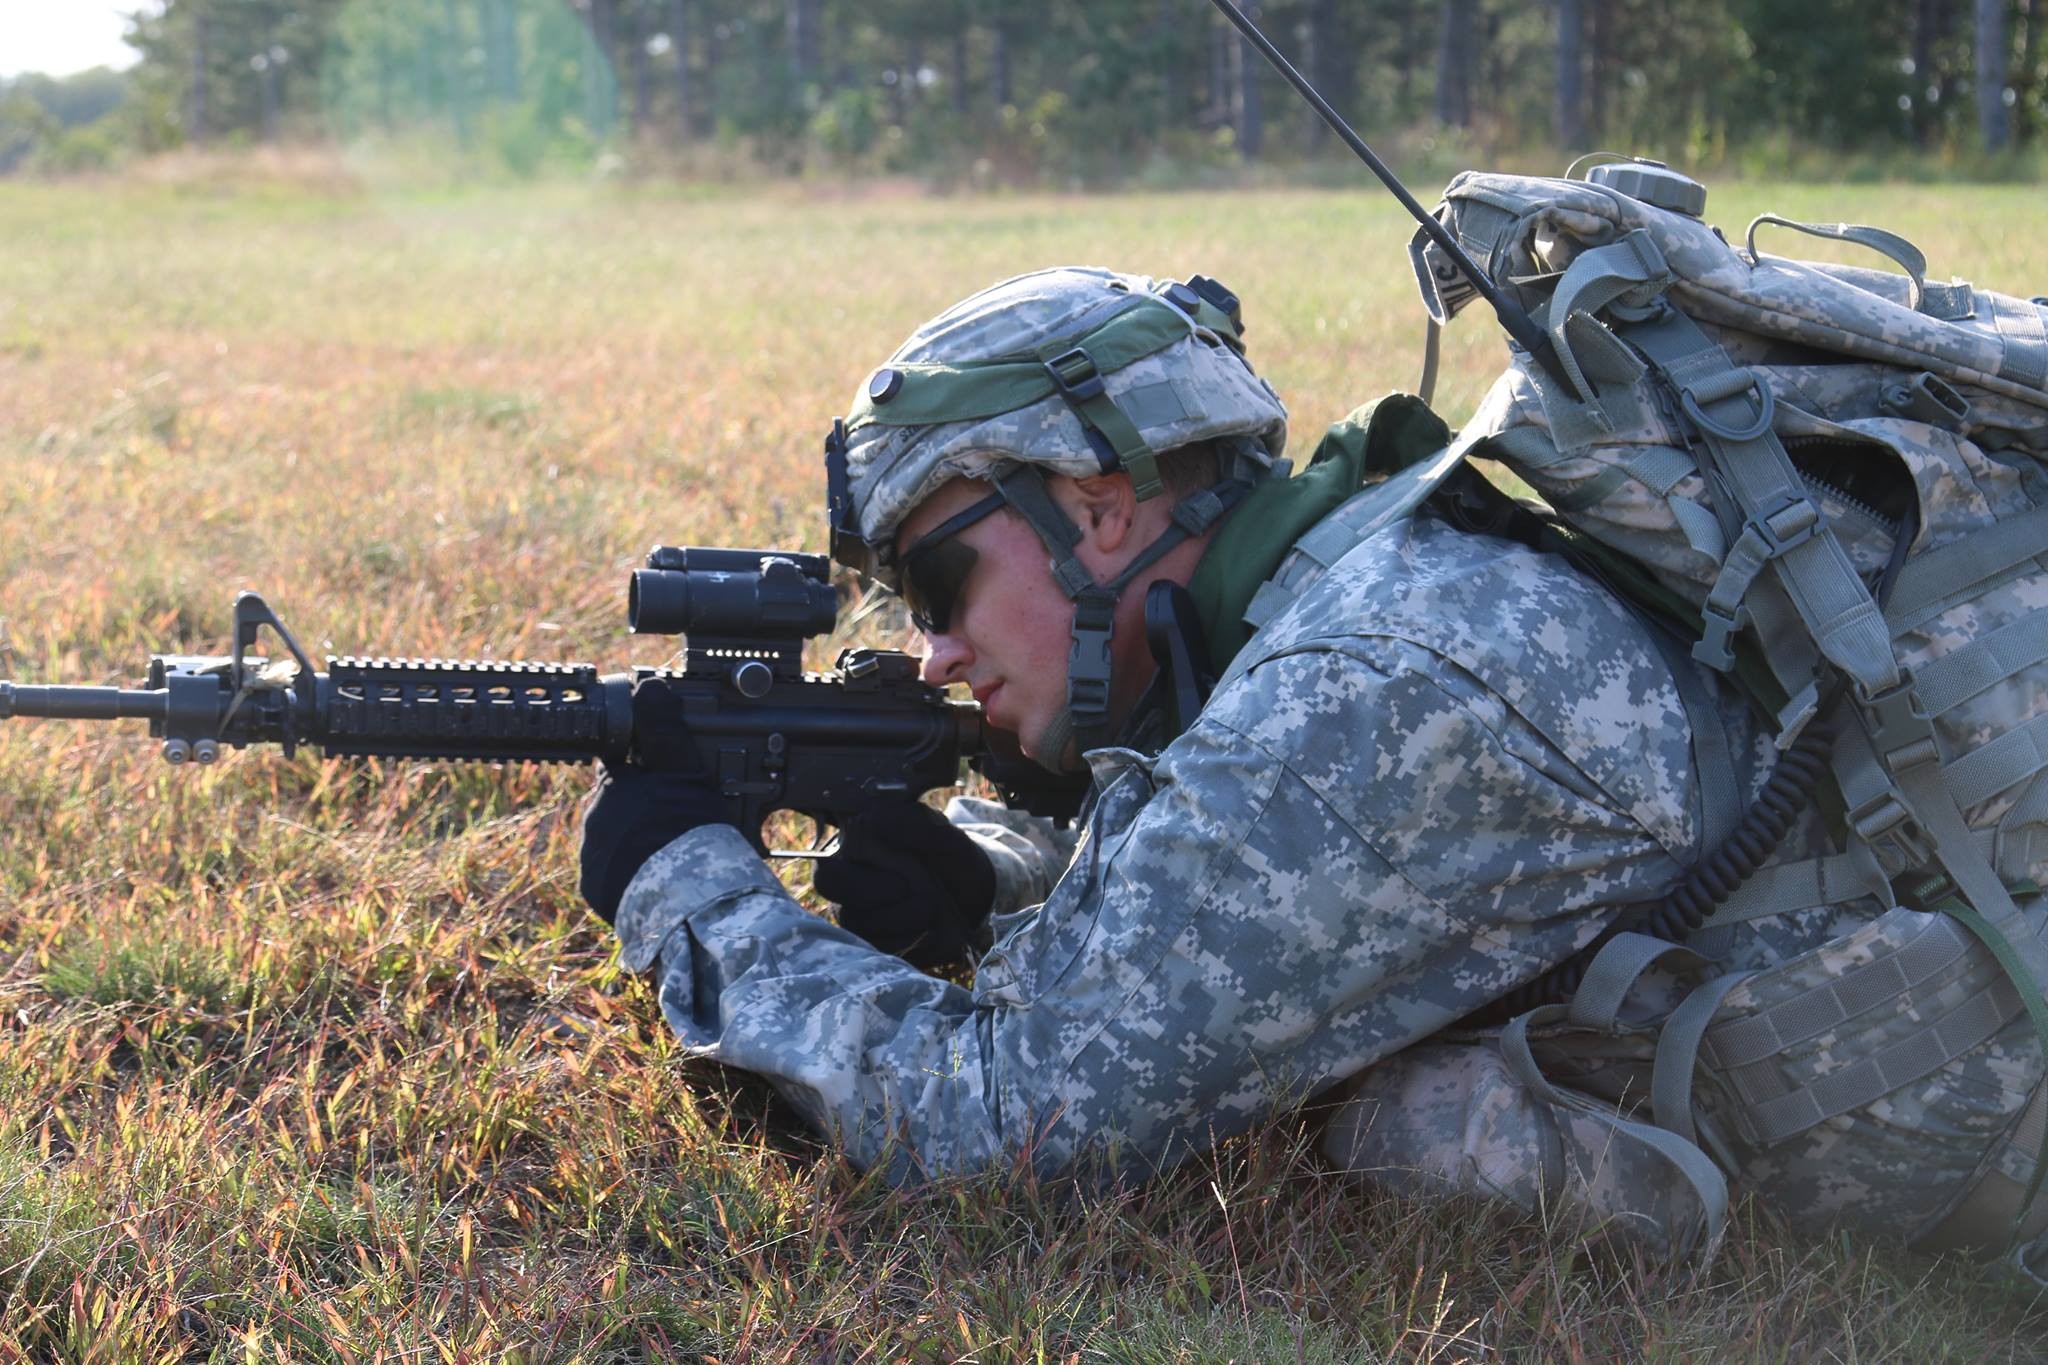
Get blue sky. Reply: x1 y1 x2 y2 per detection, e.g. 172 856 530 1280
1 2 146 79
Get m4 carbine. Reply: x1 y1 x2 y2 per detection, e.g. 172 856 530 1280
0 547 1084 853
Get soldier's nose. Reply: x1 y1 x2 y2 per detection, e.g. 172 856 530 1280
919 631 973 689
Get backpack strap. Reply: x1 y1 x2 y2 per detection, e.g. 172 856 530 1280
1497 999 1730 1261
1997 775 2048 886
1618 304 1902 700
1744 215 1932 314
1688 848 1890 933
1883 503 2048 635
1652 971 1753 1155
1608 294 2048 1022
1917 1081 2048 1254
1989 292 2048 390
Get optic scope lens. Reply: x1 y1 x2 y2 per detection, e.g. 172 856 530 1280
628 558 839 638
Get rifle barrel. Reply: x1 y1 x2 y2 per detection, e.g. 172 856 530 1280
0 682 165 722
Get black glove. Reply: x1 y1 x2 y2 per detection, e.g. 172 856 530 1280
578 679 731 925
812 802 997 971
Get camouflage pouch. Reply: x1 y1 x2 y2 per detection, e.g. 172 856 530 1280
1517 908 2048 1257
1412 169 2048 1261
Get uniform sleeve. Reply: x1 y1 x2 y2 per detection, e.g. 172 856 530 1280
611 638 1695 1182
944 794 1081 915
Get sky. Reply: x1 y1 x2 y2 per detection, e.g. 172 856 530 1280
0 2 146 79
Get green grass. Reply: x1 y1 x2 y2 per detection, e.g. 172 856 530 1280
2 171 2047 1358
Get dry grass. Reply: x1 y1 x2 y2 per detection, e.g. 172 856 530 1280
2 173 2047 1359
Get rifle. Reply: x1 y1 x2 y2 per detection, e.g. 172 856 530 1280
0 546 1085 855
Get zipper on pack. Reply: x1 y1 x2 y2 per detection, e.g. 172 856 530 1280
1781 436 1907 537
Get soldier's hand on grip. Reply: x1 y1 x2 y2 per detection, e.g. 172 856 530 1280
813 802 996 971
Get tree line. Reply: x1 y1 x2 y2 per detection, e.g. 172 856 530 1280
9 0 2046 179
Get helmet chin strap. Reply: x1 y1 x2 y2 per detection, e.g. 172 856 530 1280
991 451 1262 770
1030 708 1081 774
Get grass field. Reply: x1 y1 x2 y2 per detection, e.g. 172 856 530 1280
3 171 2048 1359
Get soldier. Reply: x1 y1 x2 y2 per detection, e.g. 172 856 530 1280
576 266 1887 1257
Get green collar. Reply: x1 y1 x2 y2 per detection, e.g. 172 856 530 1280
1187 393 1451 675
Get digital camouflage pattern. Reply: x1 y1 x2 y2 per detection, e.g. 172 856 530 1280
615 188 2048 1259
840 266 1288 562
1703 903 2046 1244
1322 1039 1726 1259
946 795 1080 916
1418 171 2048 866
613 509 1854 1201
1410 170 2048 1264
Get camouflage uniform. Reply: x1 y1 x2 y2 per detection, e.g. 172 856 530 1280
613 234 2048 1263
613 505 1857 1215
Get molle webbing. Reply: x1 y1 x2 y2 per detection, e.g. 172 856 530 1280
1423 168 2048 1262
1619 301 2048 1230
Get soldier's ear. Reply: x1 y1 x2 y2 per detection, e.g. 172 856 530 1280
1058 472 1138 552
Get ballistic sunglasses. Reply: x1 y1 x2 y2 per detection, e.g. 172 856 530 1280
899 489 1007 635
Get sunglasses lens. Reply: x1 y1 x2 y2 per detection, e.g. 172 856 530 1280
902 539 977 635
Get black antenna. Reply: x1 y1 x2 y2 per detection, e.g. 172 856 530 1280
1208 0 1571 390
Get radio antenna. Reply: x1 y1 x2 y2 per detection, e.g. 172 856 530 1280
1207 0 1570 389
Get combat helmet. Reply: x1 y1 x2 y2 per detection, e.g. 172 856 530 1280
825 266 1290 764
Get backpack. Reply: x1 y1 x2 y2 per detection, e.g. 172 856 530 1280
1409 166 2048 1266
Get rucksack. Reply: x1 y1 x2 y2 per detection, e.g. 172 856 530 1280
1409 166 2048 1266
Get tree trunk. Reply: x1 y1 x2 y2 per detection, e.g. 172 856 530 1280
1915 0 1943 141
256 12 280 143
992 13 1011 109
1586 0 1608 140
479 0 512 101
2018 0 2041 140
187 3 209 144
1306 0 1346 151
258 59 279 142
1978 0 2011 150
585 0 618 139
1210 17 1230 127
442 0 471 146
951 12 969 117
1233 4 1264 157
787 0 819 85
1146 0 1178 142
1395 23 1415 114
1436 0 1474 128
624 5 653 136
376 33 395 130
703 11 721 135
1556 0 1586 149
669 0 694 140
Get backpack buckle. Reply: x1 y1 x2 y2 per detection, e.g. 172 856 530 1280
1044 347 1107 403
1694 599 1747 671
1879 372 1972 433
1860 675 1938 776
1751 494 1820 555
1849 789 1933 870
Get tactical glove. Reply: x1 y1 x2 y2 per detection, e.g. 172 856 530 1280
577 678 731 925
812 802 997 971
